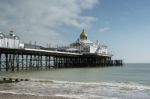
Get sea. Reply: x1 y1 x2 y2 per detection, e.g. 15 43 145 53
0 63 150 99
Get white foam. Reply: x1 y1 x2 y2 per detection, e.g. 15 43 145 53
0 91 118 99
55 94 118 99
51 80 150 91
1 79 150 99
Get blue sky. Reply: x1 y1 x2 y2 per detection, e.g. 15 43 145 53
0 0 150 63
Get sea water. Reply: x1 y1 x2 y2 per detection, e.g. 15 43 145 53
0 63 150 99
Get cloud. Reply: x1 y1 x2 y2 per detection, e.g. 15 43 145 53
0 0 98 46
99 27 110 32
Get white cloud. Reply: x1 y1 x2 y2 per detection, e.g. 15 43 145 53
0 0 98 46
99 27 110 32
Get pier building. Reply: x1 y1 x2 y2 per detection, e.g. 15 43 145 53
58 29 110 56
0 31 20 48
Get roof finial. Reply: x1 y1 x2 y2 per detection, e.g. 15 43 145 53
82 29 84 33
10 30 14 33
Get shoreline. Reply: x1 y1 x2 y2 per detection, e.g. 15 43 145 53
0 93 77 99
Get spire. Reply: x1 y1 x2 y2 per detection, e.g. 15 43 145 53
80 29 87 40
82 29 84 33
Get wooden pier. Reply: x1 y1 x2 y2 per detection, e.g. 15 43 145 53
0 48 123 71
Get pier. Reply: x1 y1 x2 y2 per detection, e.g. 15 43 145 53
0 30 123 72
0 48 122 72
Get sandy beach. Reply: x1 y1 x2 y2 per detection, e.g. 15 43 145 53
0 93 76 99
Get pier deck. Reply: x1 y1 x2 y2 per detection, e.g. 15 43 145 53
0 48 123 71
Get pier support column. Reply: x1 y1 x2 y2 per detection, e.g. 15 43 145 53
45 56 47 69
54 56 58 68
35 55 38 69
22 54 24 70
48 56 51 68
40 55 42 69
26 55 28 70
11 54 15 71
5 53 9 71
0 53 1 71
16 54 19 71
29 55 32 70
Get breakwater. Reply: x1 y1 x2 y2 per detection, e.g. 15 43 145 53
0 77 29 83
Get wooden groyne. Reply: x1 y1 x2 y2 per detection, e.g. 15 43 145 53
0 48 123 71
0 77 29 83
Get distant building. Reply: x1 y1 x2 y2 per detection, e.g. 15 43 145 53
0 31 20 48
59 29 110 56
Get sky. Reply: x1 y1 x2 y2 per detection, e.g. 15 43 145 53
0 0 150 63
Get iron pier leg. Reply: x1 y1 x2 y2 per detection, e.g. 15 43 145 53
48 56 50 68
5 53 8 72
40 56 42 69
36 55 38 70
45 56 47 69
37 55 39 70
26 55 28 70
29 55 32 70
0 53 1 71
17 54 20 71
12 54 15 71
22 54 24 70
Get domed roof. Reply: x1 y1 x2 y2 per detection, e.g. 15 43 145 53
80 29 87 40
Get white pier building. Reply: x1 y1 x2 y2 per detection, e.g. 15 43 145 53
0 31 20 48
60 29 110 56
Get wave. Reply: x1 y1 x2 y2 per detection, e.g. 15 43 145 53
33 79 150 91
0 79 150 99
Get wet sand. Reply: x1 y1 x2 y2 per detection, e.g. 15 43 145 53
0 93 76 99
